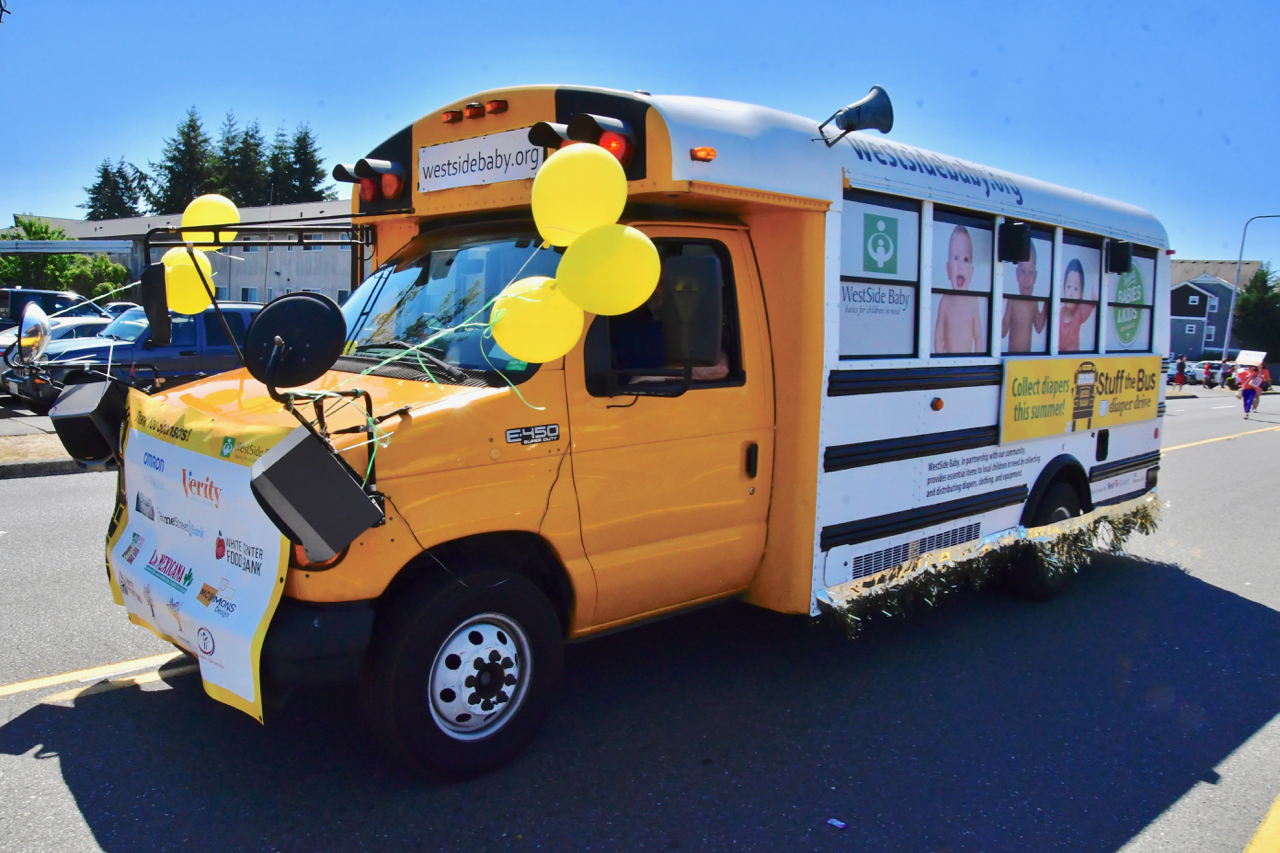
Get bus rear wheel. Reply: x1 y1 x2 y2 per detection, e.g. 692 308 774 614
361 568 563 779
1007 482 1082 602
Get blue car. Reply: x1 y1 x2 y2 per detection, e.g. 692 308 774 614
3 303 260 413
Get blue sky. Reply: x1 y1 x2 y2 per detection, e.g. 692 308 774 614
2 0 1277 271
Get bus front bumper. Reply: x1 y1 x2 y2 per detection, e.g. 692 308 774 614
260 597 376 688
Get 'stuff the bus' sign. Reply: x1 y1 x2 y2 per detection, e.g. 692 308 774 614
1000 355 1162 443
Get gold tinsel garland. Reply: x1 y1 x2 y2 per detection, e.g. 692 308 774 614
824 495 1162 638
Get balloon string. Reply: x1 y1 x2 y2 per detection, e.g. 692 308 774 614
42 281 137 321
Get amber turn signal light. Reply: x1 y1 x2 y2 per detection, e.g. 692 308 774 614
463 102 485 119
485 99 508 114
690 147 717 162
930 397 944 411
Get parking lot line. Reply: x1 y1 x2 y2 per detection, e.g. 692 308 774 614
1162 426 1280 454
39 663 199 704
1244 791 1280 852
0 652 184 697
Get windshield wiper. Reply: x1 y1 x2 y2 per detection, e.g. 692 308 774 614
353 342 466 381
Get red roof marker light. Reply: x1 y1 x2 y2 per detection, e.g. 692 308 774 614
485 99 508 114
690 147 717 162
463 102 485 119
441 110 463 124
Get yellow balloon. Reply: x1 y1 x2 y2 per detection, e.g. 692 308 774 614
531 145 627 247
490 276 585 364
182 194 239 247
555 225 660 316
161 247 215 315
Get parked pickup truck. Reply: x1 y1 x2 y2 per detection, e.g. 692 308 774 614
2 303 259 414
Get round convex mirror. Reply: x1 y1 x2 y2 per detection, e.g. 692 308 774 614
243 292 346 388
16 302 52 365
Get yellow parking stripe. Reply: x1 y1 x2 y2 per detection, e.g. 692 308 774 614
0 652 183 697
1244 791 1280 853
1162 426 1280 454
40 664 199 704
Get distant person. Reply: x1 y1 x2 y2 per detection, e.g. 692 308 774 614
933 225 985 354
1240 364 1263 418
1058 259 1095 351
1203 361 1215 388
1173 355 1186 393
1001 243 1047 352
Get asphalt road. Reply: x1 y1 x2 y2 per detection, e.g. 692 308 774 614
1 391 1278 853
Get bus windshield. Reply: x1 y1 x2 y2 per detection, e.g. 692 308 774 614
341 228 561 377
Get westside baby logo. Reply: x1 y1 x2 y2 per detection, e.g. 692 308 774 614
181 469 221 508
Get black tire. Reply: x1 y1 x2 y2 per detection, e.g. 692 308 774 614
1007 481 1082 602
361 568 563 779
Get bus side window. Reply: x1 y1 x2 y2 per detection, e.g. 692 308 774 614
1105 246 1156 352
838 190 920 358
1059 232 1103 354
931 208 993 356
1001 228 1053 355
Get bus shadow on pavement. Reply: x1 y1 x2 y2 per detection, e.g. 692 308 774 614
2 555 1279 852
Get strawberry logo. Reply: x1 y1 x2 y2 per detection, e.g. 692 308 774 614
216 531 226 561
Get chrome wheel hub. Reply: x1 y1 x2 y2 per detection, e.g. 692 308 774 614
428 613 530 740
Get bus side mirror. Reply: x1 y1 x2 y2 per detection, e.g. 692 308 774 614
997 222 1032 263
1107 240 1134 274
139 264 172 347
661 256 722 367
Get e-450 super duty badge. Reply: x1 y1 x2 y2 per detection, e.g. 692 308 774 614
505 424 560 445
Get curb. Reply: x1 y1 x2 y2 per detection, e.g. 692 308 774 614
0 458 86 480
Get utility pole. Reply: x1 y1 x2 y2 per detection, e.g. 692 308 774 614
1222 215 1280 361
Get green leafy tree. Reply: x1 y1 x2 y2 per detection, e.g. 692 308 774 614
80 158 145 219
149 107 217 214
62 253 129 298
0 217 74 289
1233 263 1280 358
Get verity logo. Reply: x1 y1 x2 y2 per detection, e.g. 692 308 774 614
864 213 897 274
181 469 221 508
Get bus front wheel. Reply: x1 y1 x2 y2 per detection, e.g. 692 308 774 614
361 568 563 778
1007 481 1082 602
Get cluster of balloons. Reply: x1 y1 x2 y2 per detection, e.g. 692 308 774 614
490 145 659 364
163 194 241 314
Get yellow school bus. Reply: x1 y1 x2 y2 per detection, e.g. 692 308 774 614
98 84 1168 778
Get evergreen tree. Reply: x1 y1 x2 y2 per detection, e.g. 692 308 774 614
149 107 217 214
1233 263 1280 358
213 111 240 194
290 124 337 202
228 120 270 206
80 158 145 220
267 127 296 204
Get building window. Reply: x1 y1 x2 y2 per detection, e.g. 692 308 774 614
339 231 351 251
1188 294 1200 305
1205 325 1216 342
1208 296 1219 313
240 287 260 302
338 290 350 305
241 242 259 253
1185 323 1197 334
302 233 323 252
214 286 229 300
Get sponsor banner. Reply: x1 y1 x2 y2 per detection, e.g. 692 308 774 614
418 128 544 194
1000 355 1162 443
107 391 292 722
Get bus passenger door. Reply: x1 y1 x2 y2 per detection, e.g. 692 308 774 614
565 227 775 628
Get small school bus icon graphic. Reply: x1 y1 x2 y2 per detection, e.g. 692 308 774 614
1070 361 1097 432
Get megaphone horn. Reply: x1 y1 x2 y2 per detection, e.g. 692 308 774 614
834 86 894 135
819 86 894 146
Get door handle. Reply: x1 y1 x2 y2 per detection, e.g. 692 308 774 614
745 442 759 478
180 351 197 356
